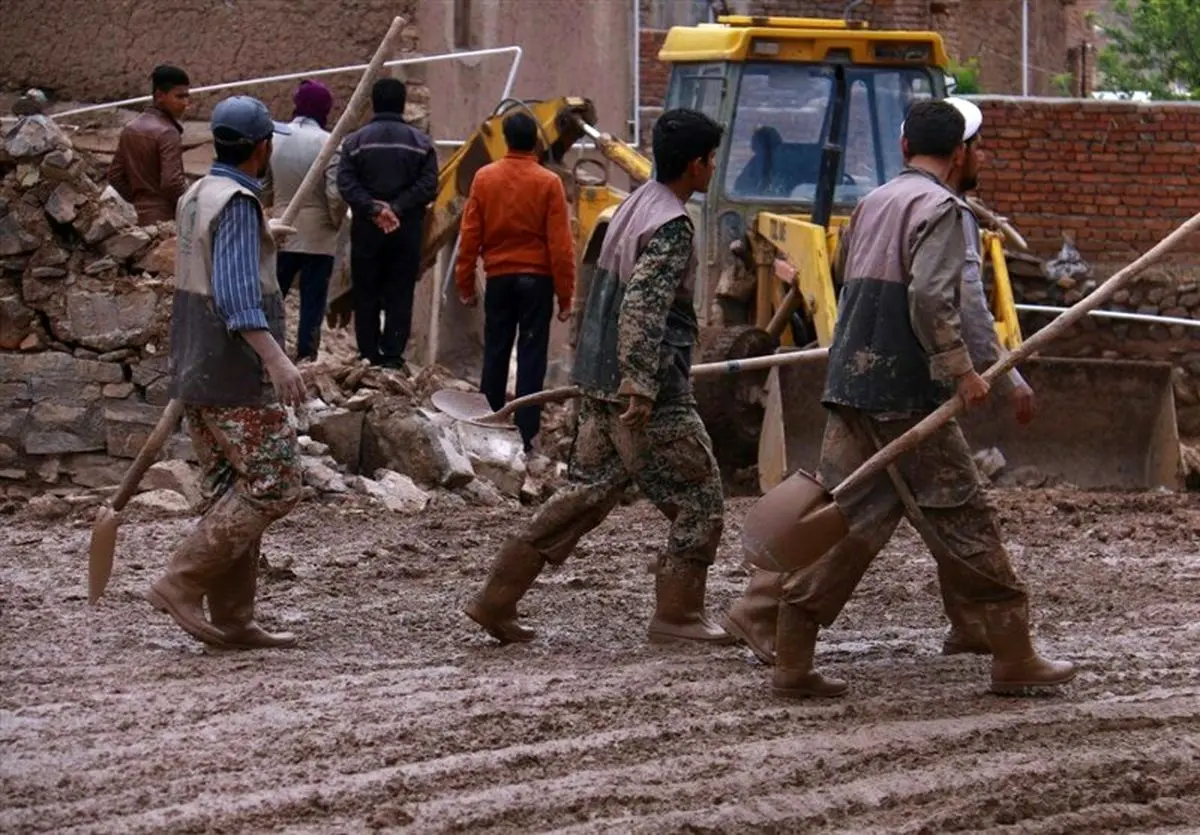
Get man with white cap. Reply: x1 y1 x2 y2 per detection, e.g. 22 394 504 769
150 95 308 649
738 99 1075 699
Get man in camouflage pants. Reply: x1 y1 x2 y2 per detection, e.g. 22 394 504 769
464 109 732 646
147 96 308 648
759 100 1076 698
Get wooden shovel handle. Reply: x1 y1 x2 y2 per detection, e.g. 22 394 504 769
487 386 582 421
834 209 1200 500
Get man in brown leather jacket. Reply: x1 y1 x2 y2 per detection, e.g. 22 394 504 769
107 65 191 224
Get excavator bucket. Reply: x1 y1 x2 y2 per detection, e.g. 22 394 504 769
758 356 1183 493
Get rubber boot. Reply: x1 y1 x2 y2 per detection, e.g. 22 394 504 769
940 589 990 656
984 600 1076 694
464 538 545 643
772 602 847 698
209 539 297 649
722 568 784 664
648 557 735 644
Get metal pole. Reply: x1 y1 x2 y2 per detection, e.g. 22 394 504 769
631 0 641 148
1022 0 1030 97
10 45 524 122
1015 303 1200 329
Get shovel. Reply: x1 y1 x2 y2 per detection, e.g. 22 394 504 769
430 346 831 427
742 210 1200 574
86 15 410 604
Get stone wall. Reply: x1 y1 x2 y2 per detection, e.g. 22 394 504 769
0 0 421 118
1 117 181 488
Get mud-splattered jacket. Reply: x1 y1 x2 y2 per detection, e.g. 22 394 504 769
824 167 973 416
572 180 698 406
169 171 284 407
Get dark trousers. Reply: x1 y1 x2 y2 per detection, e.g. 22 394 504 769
349 215 423 365
276 251 334 360
480 273 555 451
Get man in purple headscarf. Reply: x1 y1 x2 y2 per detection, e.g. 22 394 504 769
266 79 346 360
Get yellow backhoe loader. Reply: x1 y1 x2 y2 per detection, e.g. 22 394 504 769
330 13 1182 491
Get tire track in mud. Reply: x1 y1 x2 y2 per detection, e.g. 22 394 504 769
2 491 1199 833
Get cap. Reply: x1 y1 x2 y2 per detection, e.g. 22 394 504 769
943 96 983 142
211 95 291 145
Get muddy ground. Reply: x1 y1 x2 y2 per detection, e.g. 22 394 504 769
2 488 1199 834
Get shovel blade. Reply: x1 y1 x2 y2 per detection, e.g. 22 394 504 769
88 506 119 604
429 388 517 428
741 468 850 573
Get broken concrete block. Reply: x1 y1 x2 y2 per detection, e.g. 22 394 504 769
362 406 474 488
143 460 202 507
301 456 348 493
307 408 363 472
4 115 70 158
101 227 152 261
356 469 430 514
455 421 527 498
129 488 191 515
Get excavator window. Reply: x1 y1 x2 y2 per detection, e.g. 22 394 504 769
723 62 933 205
664 62 726 123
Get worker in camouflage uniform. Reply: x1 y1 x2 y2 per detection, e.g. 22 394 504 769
753 100 1076 698
465 108 733 646
723 97 1041 664
148 96 308 649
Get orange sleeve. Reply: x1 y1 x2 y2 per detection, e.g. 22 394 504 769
544 175 576 310
455 174 484 301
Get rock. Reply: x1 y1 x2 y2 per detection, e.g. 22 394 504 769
0 292 36 350
44 182 86 224
35 456 60 484
0 214 38 256
62 287 161 351
458 477 507 507
134 236 177 275
26 493 70 520
298 436 329 456
455 421 527 497
4 115 69 158
17 164 40 188
41 149 77 178
64 453 129 488
128 488 191 515
0 443 15 461
431 490 468 510
12 89 48 117
356 469 429 514
101 228 153 261
973 447 1007 479
81 187 138 244
84 257 119 276
24 402 105 454
29 267 65 279
0 468 28 480
301 456 348 493
1002 465 1049 489
104 400 164 457
102 382 134 398
308 408 364 472
18 334 41 351
143 460 202 507
362 407 474 488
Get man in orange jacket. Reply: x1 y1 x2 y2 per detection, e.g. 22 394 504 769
455 112 576 452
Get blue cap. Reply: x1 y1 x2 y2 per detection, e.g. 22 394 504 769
211 95 291 145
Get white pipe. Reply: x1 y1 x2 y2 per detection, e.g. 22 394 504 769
14 46 524 122
1022 0 1029 97
1016 304 1200 329
632 0 641 148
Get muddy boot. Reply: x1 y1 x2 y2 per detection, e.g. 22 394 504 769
722 568 784 664
464 539 545 643
941 591 990 656
772 602 847 698
984 600 1076 694
648 557 735 644
210 539 297 649
147 543 232 648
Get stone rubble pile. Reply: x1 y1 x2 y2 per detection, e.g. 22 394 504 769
0 117 567 515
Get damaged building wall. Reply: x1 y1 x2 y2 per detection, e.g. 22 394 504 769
0 0 421 117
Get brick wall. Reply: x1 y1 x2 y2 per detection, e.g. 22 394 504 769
974 96 1200 267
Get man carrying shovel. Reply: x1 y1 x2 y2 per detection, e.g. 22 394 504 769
764 100 1076 698
464 109 733 646
147 95 308 648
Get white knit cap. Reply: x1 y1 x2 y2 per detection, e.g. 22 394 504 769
944 96 983 142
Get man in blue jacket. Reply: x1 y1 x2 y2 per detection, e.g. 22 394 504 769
337 78 438 369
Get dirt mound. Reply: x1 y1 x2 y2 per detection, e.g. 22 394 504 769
1 488 1197 832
